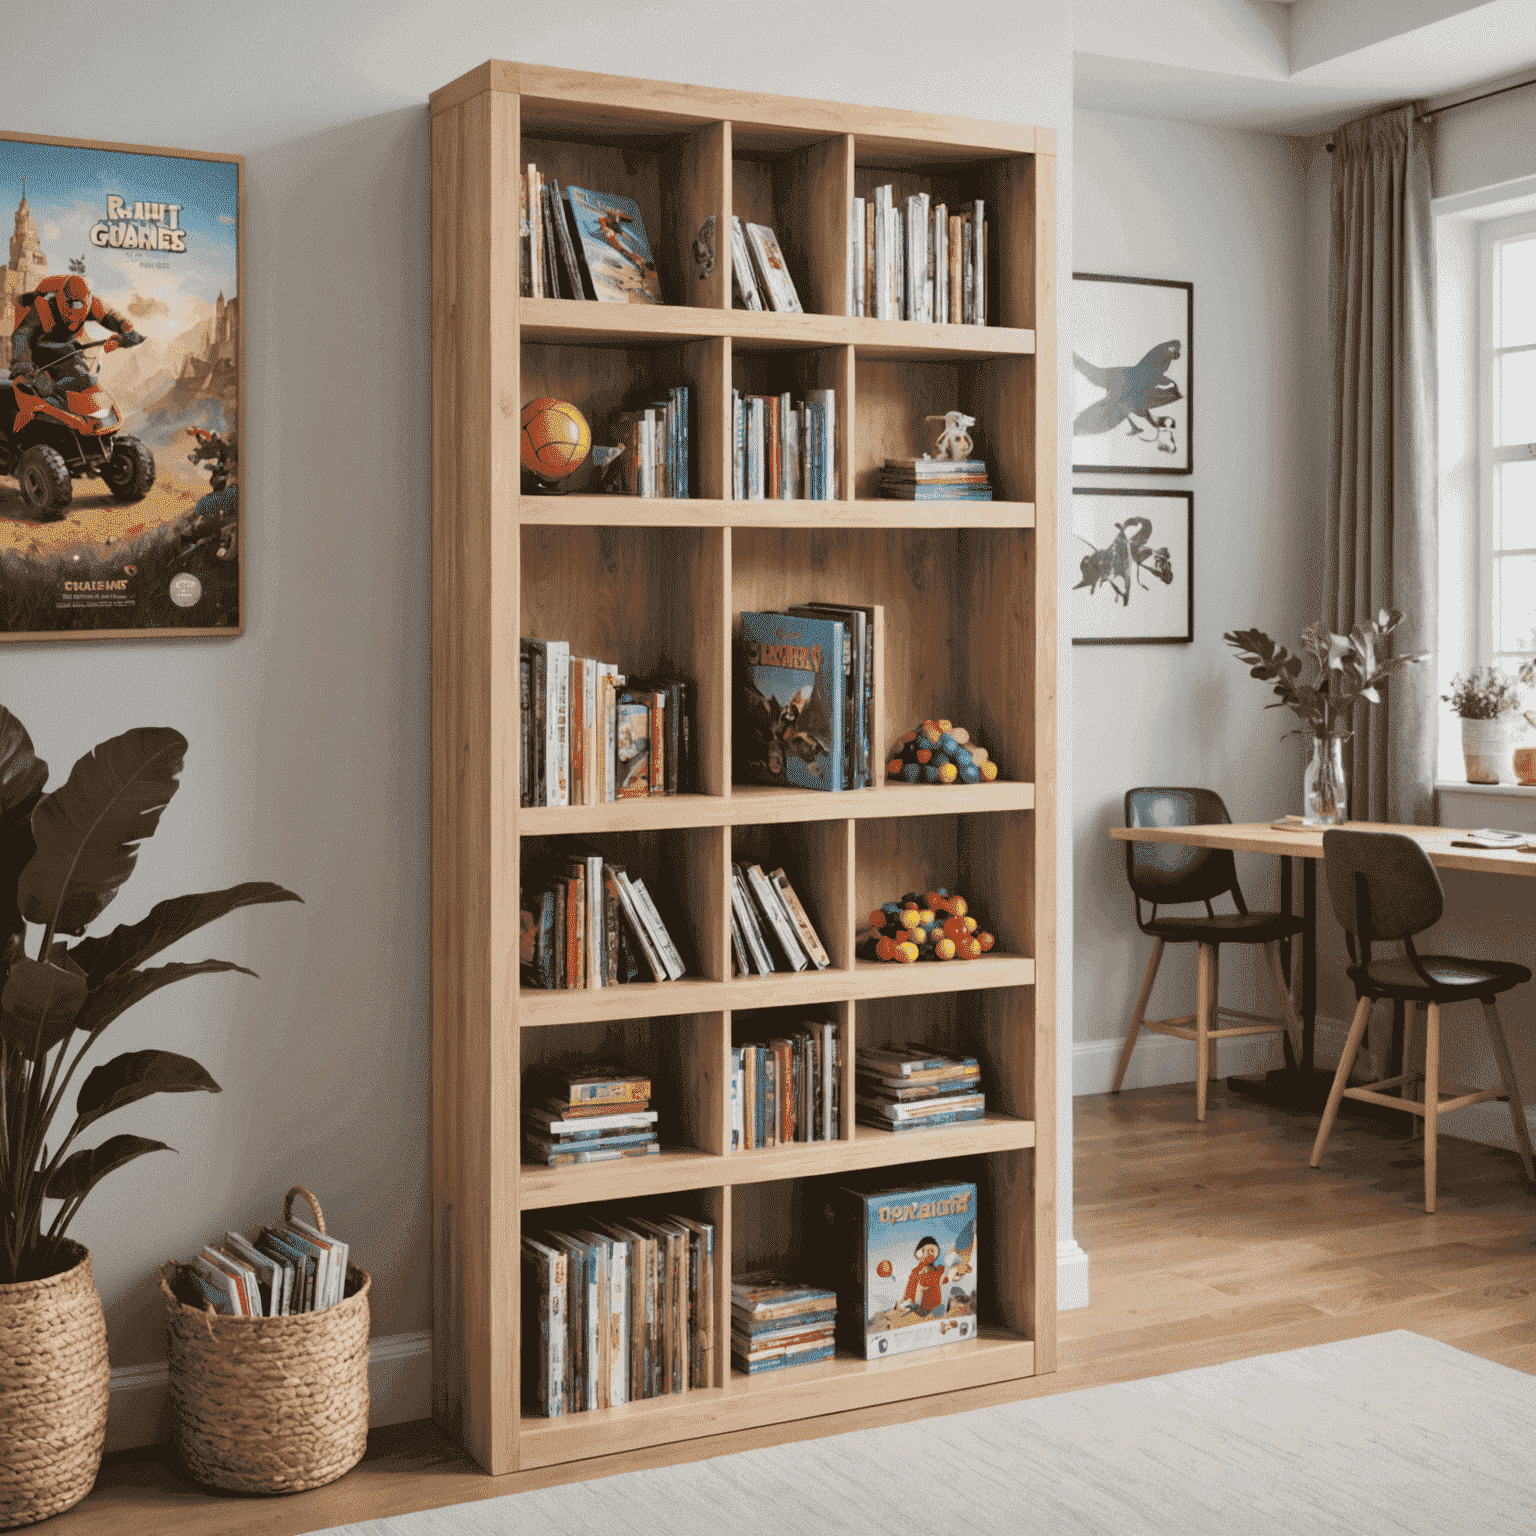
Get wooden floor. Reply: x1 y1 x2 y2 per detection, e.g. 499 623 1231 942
52 1082 1536 1536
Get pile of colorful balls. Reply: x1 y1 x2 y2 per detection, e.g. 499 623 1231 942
859 888 996 963
886 720 999 785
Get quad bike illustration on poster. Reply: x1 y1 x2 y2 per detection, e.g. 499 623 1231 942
0 135 241 638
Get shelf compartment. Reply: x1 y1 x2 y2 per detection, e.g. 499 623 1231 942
520 494 1036 529
730 821 850 970
728 343 852 501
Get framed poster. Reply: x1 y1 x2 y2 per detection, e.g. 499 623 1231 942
1072 273 1192 474
1071 488 1193 645
0 131 243 641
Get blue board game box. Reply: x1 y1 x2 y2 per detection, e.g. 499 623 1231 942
738 610 845 792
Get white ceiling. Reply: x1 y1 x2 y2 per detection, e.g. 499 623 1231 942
1074 0 1536 134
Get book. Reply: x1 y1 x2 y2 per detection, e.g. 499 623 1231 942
731 1275 837 1324
616 699 651 798
525 1107 658 1136
743 222 802 313
738 610 845 791
769 867 831 969
522 1237 568 1417
564 185 663 305
529 1065 651 1107
534 1141 661 1167
729 215 763 310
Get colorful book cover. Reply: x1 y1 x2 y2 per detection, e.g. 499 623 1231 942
616 699 651 797
565 185 663 305
738 611 845 791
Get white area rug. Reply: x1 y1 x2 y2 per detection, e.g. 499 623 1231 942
313 1332 1536 1535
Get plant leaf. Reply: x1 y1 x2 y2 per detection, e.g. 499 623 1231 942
70 959 256 1045
45 1133 170 1200
73 1049 221 1133
0 955 87 1057
0 707 48 955
68 882 303 988
19 727 187 937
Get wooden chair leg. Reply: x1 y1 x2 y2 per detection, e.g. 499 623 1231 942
1196 943 1214 1122
1481 1000 1536 1184
1404 1002 1422 1138
1424 1002 1441 1214
1311 995 1373 1168
1209 948 1220 1086
1265 942 1302 1071
1112 939 1164 1095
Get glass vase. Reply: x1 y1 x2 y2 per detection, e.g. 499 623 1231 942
1302 733 1347 825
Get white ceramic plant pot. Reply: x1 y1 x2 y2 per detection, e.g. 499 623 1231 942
1461 716 1513 784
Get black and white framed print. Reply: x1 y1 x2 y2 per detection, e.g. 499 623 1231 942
1071 488 1193 645
1072 273 1192 474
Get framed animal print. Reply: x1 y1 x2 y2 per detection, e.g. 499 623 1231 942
1071 488 1192 645
1072 273 1192 474
0 131 242 641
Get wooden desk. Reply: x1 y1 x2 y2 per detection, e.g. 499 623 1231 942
1108 820 1536 1109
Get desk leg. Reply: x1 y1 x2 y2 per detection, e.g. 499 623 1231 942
1302 858 1316 1076
1279 856 1292 985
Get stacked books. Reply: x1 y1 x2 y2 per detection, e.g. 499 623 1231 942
520 167 663 305
731 1023 840 1148
183 1208 350 1317
731 1276 837 1374
877 457 992 501
614 385 690 497
849 190 985 324
729 217 802 312
730 862 830 976
523 1209 714 1415
519 641 693 807
854 1044 985 1133
521 850 687 989
524 1065 658 1166
731 388 835 500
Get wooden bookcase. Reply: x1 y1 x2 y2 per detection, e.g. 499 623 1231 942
429 61 1057 1480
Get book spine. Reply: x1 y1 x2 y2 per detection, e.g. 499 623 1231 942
974 199 986 325
549 641 570 808
519 643 531 808
632 876 686 979
962 215 973 323
649 689 665 797
569 657 584 807
771 868 830 969
750 863 808 970
614 870 668 982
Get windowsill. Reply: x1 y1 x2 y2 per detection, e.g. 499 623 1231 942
1436 780 1536 796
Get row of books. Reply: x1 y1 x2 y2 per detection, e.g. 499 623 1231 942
731 388 836 500
730 861 830 976
519 638 694 806
739 603 880 793
523 1209 714 1415
182 1210 350 1317
731 1022 842 1149
729 215 803 313
521 853 688 989
524 1066 658 1168
854 1044 985 1133
876 456 993 501
520 168 663 305
849 190 986 325
732 1276 836 1374
615 385 690 497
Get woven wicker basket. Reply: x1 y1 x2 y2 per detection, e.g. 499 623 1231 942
159 1186 370 1494
0 1239 110 1530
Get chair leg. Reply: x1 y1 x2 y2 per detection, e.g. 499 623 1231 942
1424 1002 1441 1214
1311 995 1373 1168
1209 948 1220 1086
1196 943 1214 1122
1403 1002 1422 1138
1111 938 1164 1095
1265 941 1302 1071
1481 1000 1536 1184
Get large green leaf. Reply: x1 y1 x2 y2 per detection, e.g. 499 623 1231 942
73 1049 221 1133
69 882 303 988
70 959 256 1045
0 955 87 1057
0 707 48 953
45 1133 170 1200
18 727 187 937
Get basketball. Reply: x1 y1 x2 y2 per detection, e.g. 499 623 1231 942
521 397 591 479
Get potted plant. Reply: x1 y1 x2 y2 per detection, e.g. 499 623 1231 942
1225 612 1423 825
1442 666 1534 784
0 708 299 1528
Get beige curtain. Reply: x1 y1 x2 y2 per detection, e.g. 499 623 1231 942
1327 105 1438 826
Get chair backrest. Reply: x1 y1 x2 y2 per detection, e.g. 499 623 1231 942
1123 787 1241 910
1321 830 1444 950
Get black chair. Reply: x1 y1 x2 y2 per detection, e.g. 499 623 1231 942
1311 829 1536 1213
1113 788 1303 1121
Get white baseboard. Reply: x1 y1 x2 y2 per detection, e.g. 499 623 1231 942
1072 1029 1284 1096
105 1329 432 1454
1057 1238 1090 1311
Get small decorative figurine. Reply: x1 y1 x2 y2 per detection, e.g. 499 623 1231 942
520 397 591 491
693 215 716 282
858 888 997 963
886 719 1000 786
924 410 976 461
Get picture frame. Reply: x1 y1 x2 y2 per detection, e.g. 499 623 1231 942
1072 273 1192 474
0 130 244 642
1071 488 1193 645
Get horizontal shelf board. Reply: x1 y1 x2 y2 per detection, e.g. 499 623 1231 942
519 496 1036 529
519 780 1036 834
520 1145 718 1210
517 953 1034 1027
514 1328 1035 1468
518 298 1034 357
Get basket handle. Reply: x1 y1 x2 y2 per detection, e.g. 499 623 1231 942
158 1258 218 1338
284 1184 326 1233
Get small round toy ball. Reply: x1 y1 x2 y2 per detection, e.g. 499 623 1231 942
902 731 917 745
952 895 969 917
938 761 958 784
938 719 953 732
896 941 919 963
924 725 942 744
877 1259 893 1278
950 727 970 745
918 909 934 925
916 748 932 764
938 733 959 755
953 747 973 768
887 758 904 778
900 908 923 932
976 931 996 952
520 398 591 479
942 915 968 942
924 764 942 783
959 764 981 784
981 760 999 781
883 902 903 916
956 935 982 960
901 762 921 782
963 915 978 933
870 908 888 930
876 934 899 961
968 745 988 765
935 936 956 960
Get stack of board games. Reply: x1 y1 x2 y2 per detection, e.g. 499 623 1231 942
817 1178 978 1359
730 1276 837 1374
855 1045 984 1132
519 641 694 808
731 387 835 500
524 1065 659 1166
876 457 993 501
520 166 664 305
730 862 831 976
520 849 688 989
182 1204 351 1317
614 384 690 497
730 1022 841 1149
728 216 803 312
523 1208 714 1416
848 190 985 324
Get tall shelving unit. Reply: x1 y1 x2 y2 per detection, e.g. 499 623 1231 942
430 61 1057 1481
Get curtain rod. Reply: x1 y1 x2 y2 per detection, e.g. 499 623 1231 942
1326 74 1536 151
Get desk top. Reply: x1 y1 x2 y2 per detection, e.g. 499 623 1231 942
1107 820 1536 878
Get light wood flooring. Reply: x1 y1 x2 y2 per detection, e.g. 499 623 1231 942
52 1082 1536 1536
